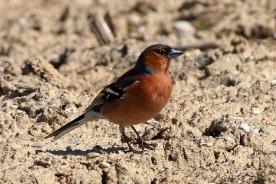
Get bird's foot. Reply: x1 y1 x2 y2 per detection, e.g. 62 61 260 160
121 126 156 154
133 137 156 150
122 147 144 154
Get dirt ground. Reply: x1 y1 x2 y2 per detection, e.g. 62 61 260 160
1 0 276 183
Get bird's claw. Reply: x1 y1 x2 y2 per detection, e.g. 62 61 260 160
122 139 156 154
122 147 144 154
133 137 156 150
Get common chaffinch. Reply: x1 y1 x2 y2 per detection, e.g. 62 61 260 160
45 44 183 153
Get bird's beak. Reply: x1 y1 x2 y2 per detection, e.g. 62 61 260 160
167 49 184 59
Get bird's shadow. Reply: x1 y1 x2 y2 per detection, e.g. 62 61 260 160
38 145 125 156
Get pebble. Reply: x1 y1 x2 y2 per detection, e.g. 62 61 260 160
243 52 252 59
31 143 44 148
252 107 261 114
10 105 18 109
47 90 55 99
243 175 250 182
18 17 27 26
86 152 100 159
164 142 172 150
51 159 57 164
206 142 213 147
252 129 259 135
65 107 74 113
173 21 195 37
239 123 250 133
99 162 110 169
4 145 11 151
138 26 145 33
34 160 51 168
225 136 233 142
16 109 24 114
271 79 276 85
36 113 43 122
27 92 36 99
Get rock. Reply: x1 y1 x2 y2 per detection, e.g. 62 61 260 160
1 81 16 95
239 123 250 133
251 107 261 114
34 160 51 168
86 152 100 159
173 21 195 37
206 143 213 147
31 143 44 148
27 92 36 99
16 109 25 114
252 129 259 135
99 162 110 169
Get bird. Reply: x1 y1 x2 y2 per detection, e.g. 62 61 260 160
45 44 183 153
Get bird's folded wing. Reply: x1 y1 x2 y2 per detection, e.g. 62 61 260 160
85 69 140 113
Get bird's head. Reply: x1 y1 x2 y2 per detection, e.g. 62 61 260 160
134 44 183 75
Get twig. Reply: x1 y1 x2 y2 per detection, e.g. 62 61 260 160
174 41 219 51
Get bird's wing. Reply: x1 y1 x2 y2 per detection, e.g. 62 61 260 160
44 70 139 140
85 69 140 113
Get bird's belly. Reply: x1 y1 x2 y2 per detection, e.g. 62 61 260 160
101 80 171 127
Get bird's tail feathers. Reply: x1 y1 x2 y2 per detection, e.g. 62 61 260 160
44 110 102 140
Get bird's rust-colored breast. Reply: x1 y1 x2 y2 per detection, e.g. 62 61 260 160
101 73 172 127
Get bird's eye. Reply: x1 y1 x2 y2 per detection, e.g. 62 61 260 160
155 49 163 55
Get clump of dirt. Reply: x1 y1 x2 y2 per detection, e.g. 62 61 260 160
0 0 276 183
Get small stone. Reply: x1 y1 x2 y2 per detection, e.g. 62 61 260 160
244 175 250 182
1 81 16 95
271 79 276 85
51 159 57 164
4 145 11 151
18 17 27 26
16 109 24 114
36 113 43 122
173 21 195 37
47 90 55 99
34 160 51 168
86 152 100 159
65 107 74 113
10 105 18 109
99 162 110 169
243 52 252 59
239 123 250 133
225 136 233 142
138 26 145 33
32 143 44 148
252 129 259 135
206 142 213 147
251 107 261 114
27 92 36 99
164 142 172 150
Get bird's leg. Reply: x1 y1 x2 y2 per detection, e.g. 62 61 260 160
131 126 156 150
119 125 142 154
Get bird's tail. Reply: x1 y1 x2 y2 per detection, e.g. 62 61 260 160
44 110 102 140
